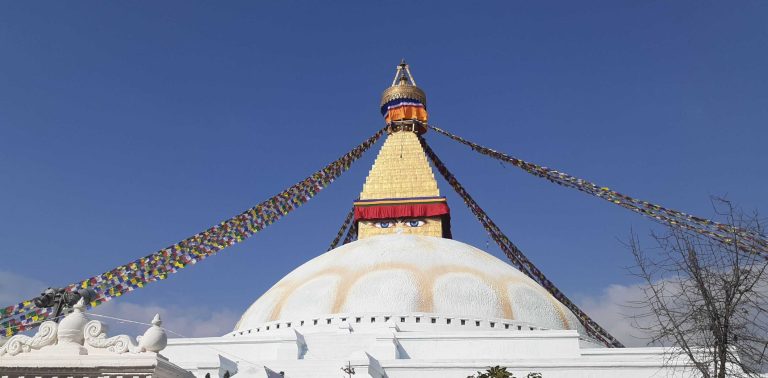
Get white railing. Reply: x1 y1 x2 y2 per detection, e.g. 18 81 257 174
230 312 547 337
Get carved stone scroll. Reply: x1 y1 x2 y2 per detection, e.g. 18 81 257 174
84 320 138 354
0 321 58 356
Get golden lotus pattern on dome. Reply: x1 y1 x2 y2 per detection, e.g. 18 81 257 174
234 235 582 337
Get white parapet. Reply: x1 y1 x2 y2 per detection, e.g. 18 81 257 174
0 300 191 378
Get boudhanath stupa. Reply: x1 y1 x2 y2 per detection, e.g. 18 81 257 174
0 62 702 378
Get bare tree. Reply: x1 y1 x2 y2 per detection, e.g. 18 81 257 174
466 366 542 378
629 199 768 377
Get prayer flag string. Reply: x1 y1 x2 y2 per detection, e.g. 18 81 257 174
328 207 355 251
342 220 358 245
0 129 384 337
421 136 624 348
427 125 768 257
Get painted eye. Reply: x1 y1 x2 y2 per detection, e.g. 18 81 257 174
406 220 425 227
375 221 393 229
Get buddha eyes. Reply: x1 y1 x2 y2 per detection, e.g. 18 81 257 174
373 219 426 228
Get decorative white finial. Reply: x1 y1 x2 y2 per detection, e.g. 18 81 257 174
58 298 89 348
73 297 86 312
137 313 167 353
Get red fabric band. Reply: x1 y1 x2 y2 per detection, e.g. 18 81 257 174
354 203 450 221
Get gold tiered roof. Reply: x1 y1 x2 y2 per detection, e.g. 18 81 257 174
359 131 440 200
380 59 427 109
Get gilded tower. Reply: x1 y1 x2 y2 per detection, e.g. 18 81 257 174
353 61 451 239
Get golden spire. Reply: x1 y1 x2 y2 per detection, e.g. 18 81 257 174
381 59 427 109
379 60 429 134
359 131 441 201
354 61 450 239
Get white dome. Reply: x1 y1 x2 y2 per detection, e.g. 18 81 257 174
235 235 585 336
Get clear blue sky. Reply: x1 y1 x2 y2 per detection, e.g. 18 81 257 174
1 1 766 337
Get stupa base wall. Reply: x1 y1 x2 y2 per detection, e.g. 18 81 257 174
164 321 699 378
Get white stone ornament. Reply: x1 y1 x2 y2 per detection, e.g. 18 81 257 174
0 298 169 359
84 312 167 354
46 297 90 355
0 321 58 357
137 313 167 353
84 319 138 354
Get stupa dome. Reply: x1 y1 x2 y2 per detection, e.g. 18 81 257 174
235 235 586 337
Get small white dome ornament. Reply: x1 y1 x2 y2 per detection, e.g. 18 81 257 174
138 314 167 353
52 298 89 355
